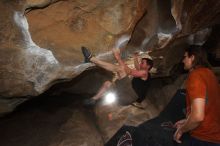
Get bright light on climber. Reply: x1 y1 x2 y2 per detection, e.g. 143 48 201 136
104 92 116 104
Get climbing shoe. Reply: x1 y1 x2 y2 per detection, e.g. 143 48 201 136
81 46 92 63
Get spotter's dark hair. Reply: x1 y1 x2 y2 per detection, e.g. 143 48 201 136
185 45 211 68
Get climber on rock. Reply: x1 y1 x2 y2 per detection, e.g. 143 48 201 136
81 46 153 107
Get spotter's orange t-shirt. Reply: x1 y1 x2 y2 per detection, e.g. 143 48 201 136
186 67 220 143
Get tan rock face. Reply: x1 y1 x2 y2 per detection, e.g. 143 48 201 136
127 0 220 76
0 0 146 113
0 0 220 144
26 0 144 65
0 0 220 113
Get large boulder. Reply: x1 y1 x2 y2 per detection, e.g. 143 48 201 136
0 0 220 113
0 0 147 113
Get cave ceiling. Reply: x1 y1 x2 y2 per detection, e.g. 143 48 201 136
0 0 220 113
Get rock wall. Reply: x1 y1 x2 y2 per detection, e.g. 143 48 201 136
0 0 147 113
0 0 220 114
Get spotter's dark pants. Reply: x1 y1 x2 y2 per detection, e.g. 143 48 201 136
190 137 220 146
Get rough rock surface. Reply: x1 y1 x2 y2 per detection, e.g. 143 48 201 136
0 0 220 146
0 0 220 139
0 0 146 113
0 94 104 146
0 75 185 146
